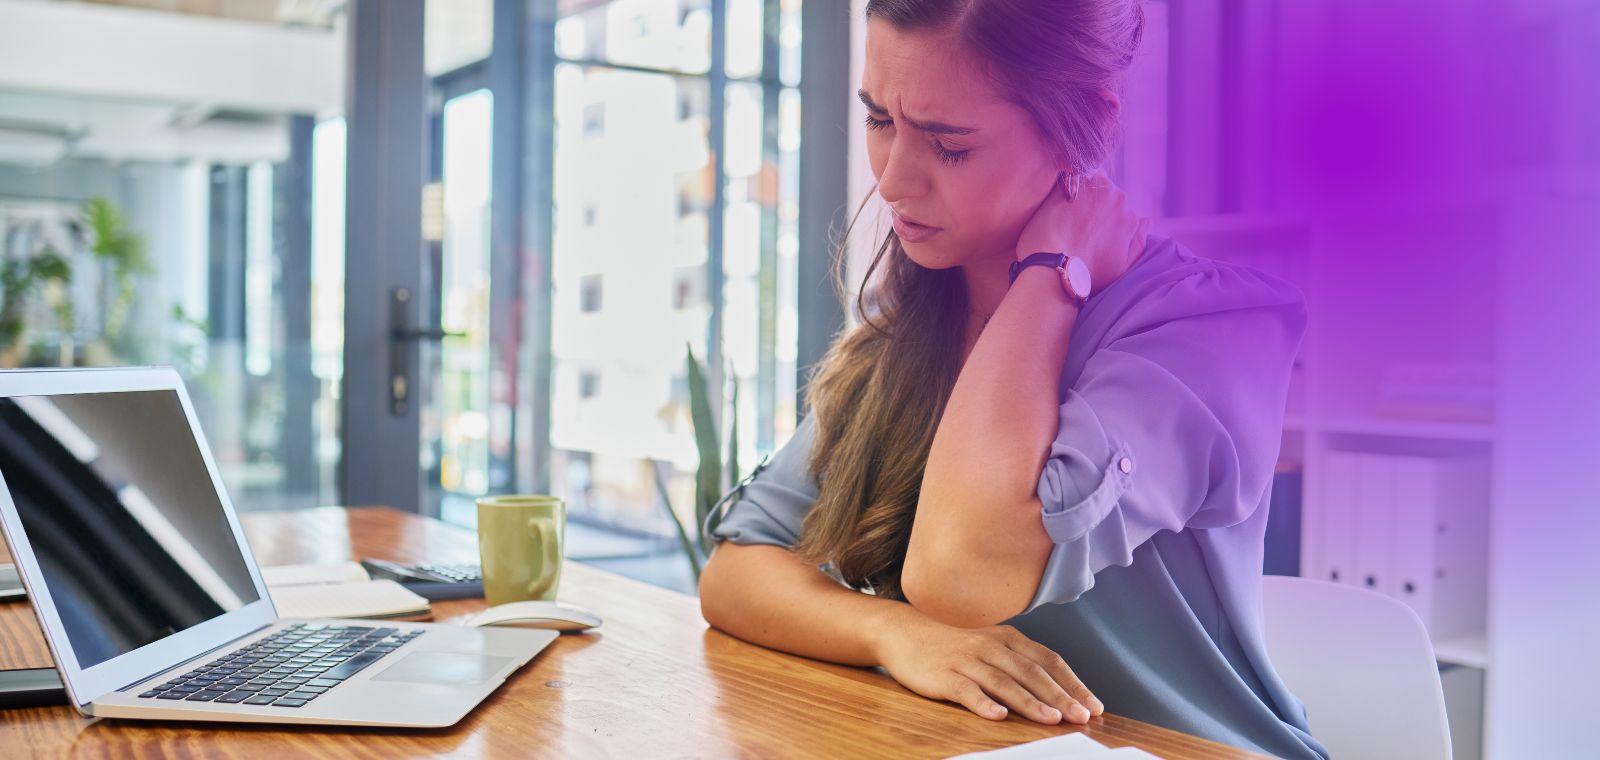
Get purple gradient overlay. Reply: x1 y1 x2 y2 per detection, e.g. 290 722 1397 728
1163 2 1597 755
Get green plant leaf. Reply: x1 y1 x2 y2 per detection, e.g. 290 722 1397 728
685 343 721 551
83 197 118 256
727 370 741 491
30 248 72 283
649 458 702 581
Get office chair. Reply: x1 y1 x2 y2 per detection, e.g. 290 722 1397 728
1260 575 1453 760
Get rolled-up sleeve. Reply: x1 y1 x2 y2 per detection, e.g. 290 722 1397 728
704 413 820 548
1026 262 1307 613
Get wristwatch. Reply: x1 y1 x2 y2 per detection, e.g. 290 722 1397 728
1008 252 1092 305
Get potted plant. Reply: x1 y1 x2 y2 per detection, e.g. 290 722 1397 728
651 345 766 581
81 197 151 364
0 244 72 368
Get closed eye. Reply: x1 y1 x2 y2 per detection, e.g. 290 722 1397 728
932 140 969 166
864 108 969 166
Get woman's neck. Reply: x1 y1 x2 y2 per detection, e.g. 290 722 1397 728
960 252 1014 359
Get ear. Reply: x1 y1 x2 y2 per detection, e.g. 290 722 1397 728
1097 88 1122 119
1052 158 1075 181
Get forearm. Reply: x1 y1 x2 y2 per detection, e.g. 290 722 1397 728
699 542 917 667
904 268 1076 624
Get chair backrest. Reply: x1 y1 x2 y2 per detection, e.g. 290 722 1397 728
1260 575 1453 760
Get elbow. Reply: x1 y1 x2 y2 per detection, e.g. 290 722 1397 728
901 544 1030 629
902 494 1051 628
908 592 1016 629
697 547 730 630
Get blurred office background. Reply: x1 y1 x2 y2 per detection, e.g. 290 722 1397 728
0 0 819 593
0 0 1168 585
1 2 1595 757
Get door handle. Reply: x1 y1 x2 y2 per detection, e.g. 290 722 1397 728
387 287 464 416
392 326 464 341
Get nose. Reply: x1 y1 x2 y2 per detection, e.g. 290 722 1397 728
875 134 928 206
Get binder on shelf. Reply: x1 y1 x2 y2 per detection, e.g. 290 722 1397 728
1395 454 1488 641
1303 449 1489 643
1390 455 1438 629
1310 452 1359 585
1354 453 1395 595
1305 453 1328 583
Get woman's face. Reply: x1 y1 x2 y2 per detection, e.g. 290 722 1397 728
861 19 1061 269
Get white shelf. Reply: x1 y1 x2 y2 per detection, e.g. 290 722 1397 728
1160 213 1308 239
1281 415 1495 443
1435 633 1490 669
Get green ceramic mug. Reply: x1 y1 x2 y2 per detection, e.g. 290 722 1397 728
476 495 566 606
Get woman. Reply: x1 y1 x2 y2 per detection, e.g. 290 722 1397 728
697 1 1327 757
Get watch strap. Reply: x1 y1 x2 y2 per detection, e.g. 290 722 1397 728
1008 252 1068 286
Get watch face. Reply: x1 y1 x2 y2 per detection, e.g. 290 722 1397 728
1064 257 1092 300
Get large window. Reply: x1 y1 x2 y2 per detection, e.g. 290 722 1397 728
430 88 496 513
544 0 803 538
423 0 503 523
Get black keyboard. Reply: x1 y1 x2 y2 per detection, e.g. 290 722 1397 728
360 559 484 600
135 623 421 708
416 563 481 583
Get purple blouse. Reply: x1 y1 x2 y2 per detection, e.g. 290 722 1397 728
708 235 1329 759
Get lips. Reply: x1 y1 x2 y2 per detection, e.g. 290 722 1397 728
891 209 942 244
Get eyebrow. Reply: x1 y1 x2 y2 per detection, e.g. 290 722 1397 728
858 89 977 136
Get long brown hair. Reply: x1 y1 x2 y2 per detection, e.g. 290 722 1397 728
794 0 1144 600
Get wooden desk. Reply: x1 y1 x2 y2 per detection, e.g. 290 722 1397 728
0 507 1263 758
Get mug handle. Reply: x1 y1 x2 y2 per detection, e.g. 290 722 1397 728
525 517 560 599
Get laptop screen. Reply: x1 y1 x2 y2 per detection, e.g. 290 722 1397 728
0 390 260 669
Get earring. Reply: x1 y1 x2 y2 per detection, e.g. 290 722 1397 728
1061 172 1082 202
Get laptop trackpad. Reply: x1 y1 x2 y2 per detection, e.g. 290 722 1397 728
369 652 513 686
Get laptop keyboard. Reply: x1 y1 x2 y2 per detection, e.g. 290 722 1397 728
136 623 422 708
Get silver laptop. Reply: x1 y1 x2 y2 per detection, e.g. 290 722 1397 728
0 367 557 727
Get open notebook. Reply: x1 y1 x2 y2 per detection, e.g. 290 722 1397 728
261 562 431 621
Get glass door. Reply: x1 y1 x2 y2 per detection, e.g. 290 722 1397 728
339 0 512 517
424 0 508 522
429 85 498 522
331 0 814 531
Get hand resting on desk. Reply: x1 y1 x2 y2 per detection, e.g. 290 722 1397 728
699 542 1102 727
874 610 1103 726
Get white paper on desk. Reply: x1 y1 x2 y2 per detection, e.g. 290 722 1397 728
948 733 1106 758
948 733 1160 759
269 579 429 619
261 561 370 588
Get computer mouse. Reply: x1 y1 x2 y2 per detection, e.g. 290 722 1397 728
465 600 602 632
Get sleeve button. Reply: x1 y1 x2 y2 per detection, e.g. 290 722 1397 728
1118 457 1134 474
